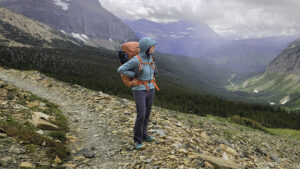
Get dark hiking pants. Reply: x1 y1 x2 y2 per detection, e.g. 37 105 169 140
133 88 155 143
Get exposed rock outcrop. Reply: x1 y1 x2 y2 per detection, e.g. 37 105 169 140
31 112 58 130
266 37 300 74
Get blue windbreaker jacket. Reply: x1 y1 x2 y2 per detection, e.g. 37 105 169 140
117 37 157 90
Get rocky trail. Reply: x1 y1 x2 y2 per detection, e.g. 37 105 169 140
0 66 299 169
0 67 128 168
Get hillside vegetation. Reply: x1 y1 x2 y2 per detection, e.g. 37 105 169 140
1 45 300 129
228 73 300 110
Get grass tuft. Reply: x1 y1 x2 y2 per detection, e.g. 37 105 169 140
0 120 70 161
49 131 67 142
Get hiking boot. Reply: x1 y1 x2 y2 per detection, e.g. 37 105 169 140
143 135 154 142
134 142 145 150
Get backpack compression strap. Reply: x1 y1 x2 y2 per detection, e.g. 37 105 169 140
137 55 155 70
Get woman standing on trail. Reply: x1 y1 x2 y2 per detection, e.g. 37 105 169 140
117 37 158 150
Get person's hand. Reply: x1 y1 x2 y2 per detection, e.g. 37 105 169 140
154 68 159 75
130 78 138 86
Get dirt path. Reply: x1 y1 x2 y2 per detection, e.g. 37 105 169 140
0 69 126 168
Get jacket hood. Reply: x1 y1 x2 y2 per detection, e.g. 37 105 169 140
139 37 157 56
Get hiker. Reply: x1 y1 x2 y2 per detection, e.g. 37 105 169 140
117 37 158 149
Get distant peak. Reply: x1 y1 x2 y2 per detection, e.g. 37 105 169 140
71 0 102 8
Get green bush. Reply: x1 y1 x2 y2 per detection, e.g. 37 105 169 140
230 115 267 132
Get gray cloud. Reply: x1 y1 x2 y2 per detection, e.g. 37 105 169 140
100 0 300 39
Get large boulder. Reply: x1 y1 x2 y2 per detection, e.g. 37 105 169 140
30 112 58 130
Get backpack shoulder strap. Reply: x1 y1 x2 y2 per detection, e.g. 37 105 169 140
137 55 143 64
137 55 155 70
137 55 155 64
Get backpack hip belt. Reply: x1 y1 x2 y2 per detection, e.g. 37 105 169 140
136 78 160 93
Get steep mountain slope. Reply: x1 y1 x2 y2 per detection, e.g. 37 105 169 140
124 19 223 57
1 67 299 168
0 6 81 48
0 0 137 49
203 36 298 74
266 37 300 74
228 37 300 110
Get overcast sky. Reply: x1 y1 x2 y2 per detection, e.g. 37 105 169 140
100 0 300 39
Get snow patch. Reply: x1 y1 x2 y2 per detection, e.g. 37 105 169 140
60 30 66 34
290 45 296 48
280 95 290 105
270 102 275 105
71 33 89 43
80 34 89 39
109 38 113 42
53 0 71 10
253 89 259 93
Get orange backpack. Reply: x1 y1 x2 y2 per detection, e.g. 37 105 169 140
118 42 159 92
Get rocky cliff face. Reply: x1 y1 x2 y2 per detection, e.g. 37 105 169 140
0 66 299 168
266 37 300 74
0 0 137 48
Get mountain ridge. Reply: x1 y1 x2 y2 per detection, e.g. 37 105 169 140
0 0 138 49
0 6 81 48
